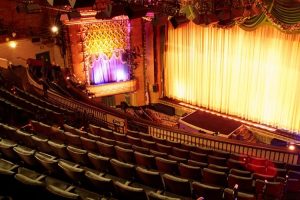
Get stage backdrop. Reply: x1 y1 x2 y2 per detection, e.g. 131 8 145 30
165 22 300 133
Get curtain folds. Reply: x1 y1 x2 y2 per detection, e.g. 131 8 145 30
165 22 300 133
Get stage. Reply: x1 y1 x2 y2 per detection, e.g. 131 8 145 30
179 110 243 137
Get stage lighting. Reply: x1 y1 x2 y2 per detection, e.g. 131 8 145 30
51 25 59 33
169 16 189 29
9 41 17 49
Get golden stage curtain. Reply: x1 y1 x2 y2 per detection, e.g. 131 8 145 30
165 22 300 133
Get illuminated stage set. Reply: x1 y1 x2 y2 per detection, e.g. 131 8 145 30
66 18 137 97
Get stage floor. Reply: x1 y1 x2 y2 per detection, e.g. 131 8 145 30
179 110 242 136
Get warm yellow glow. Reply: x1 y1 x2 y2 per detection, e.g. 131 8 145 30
8 41 17 48
288 144 296 151
51 25 59 33
165 23 300 133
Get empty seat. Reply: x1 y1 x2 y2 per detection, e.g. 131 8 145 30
116 140 132 149
286 163 300 172
178 163 202 181
126 135 142 146
96 141 116 158
167 154 187 163
126 129 139 138
162 173 192 197
58 160 85 184
138 132 153 141
115 145 135 163
31 135 52 154
287 170 300 179
192 182 223 200
194 146 212 155
134 151 156 169
180 143 196 151
155 157 179 175
256 180 285 200
0 158 19 195
165 140 181 148
285 178 300 200
202 168 227 187
156 143 172 154
227 158 246 170
132 144 149 154
0 139 18 160
15 129 35 147
228 174 254 193
89 124 102 136
35 151 60 175
100 136 116 145
208 164 229 173
45 176 79 200
87 132 101 141
74 187 100 200
87 152 111 173
141 139 157 150
248 156 266 166
246 163 266 174
230 153 248 162
150 149 168 158
110 158 136 181
99 127 114 139
187 159 208 168
136 166 164 190
189 151 208 163
152 137 166 145
147 191 181 200
114 181 148 200
212 149 230 159
267 166 286 178
113 131 127 142
84 170 114 196
14 167 46 200
80 136 98 153
268 160 286 169
208 155 227 166
224 188 255 200
64 132 82 147
66 146 89 166
13 145 37 167
0 124 17 140
172 147 189 159
230 168 252 178
48 140 70 159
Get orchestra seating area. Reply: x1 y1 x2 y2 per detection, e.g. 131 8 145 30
0 86 300 200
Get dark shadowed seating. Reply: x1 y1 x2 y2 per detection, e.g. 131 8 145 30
58 160 85 184
266 166 286 178
268 160 286 169
35 151 60 175
192 182 223 200
110 158 136 181
189 151 208 163
227 158 247 170
66 146 89 166
14 167 46 200
141 139 157 150
180 143 196 151
138 132 153 141
194 146 212 155
208 164 229 173
285 178 300 200
64 132 82 148
152 137 166 145
113 131 127 142
286 163 300 172
132 144 149 154
87 152 111 173
162 173 192 197
31 135 52 154
287 170 300 179
13 145 38 167
114 181 148 200
126 135 142 146
165 140 181 148
15 129 35 148
80 136 98 153
134 151 156 169
96 141 116 158
178 163 202 181
147 191 181 200
202 168 227 187
48 140 70 159
45 177 79 200
135 166 164 190
0 158 19 195
156 143 172 154
99 127 114 139
167 154 187 163
228 174 254 193
155 157 179 175
116 140 132 149
172 147 189 159
229 168 252 178
212 150 230 159
89 124 102 136
87 133 101 141
115 145 135 163
264 181 285 200
100 136 116 145
84 171 114 196
0 139 18 160
229 153 248 162
150 149 168 158
207 155 227 166
187 159 208 168
223 188 255 200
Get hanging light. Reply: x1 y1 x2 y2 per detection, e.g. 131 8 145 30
51 25 59 33
8 41 17 48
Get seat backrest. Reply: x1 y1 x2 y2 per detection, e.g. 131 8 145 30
147 191 181 200
172 147 189 158
84 171 114 195
192 181 223 200
136 166 164 190
64 132 81 147
87 152 111 173
66 146 89 166
96 141 116 158
110 158 136 181
208 155 227 166
80 136 97 152
178 163 202 181
141 139 157 150
58 161 85 183
156 143 172 154
155 157 179 175
115 145 135 163
134 151 156 169
228 174 254 193
189 151 208 163
224 188 255 200
132 144 149 154
229 168 252 178
162 173 192 197
114 181 148 200
227 158 247 170
48 140 69 159
202 168 227 187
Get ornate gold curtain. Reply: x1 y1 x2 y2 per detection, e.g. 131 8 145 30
165 22 300 133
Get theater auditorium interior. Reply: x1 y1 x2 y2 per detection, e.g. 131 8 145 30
0 0 300 199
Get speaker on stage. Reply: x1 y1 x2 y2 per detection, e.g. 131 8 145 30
47 0 70 6
169 15 189 29
68 0 95 8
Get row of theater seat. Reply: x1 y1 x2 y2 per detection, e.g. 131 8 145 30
2 122 300 199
